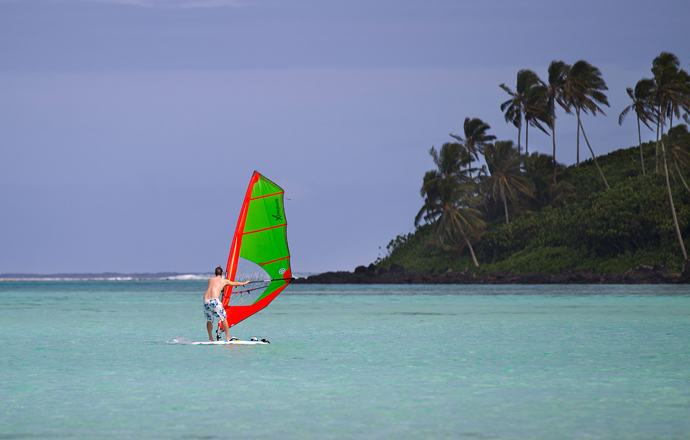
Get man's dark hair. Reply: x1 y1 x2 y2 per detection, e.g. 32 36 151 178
215 266 223 276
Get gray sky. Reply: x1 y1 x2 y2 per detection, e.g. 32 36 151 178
1 0 689 274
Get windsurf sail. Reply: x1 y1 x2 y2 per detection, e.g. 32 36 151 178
219 171 293 330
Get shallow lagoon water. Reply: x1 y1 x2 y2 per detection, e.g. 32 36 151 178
1 282 689 439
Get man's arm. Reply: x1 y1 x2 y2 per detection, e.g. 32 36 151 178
224 279 250 287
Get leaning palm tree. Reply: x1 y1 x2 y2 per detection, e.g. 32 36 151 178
500 70 542 154
546 60 571 183
666 124 690 195
428 142 475 185
450 117 497 160
664 66 690 130
429 180 485 267
481 140 534 224
522 81 551 155
619 78 657 175
563 60 610 189
650 52 690 260
416 167 485 267
651 53 690 173
449 117 496 176
420 142 475 226
428 142 465 180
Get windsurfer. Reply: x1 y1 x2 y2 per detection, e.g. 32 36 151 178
204 266 250 341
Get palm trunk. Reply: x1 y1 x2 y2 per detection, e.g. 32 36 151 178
673 157 690 196
637 115 645 175
655 108 661 174
552 101 557 183
460 230 479 267
576 107 580 168
578 118 610 190
525 123 529 155
501 186 509 224
517 123 522 155
661 134 688 260
666 113 675 180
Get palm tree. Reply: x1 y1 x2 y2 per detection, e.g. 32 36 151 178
417 142 464 227
650 52 690 260
481 140 534 224
563 60 610 189
651 53 690 173
421 179 485 267
619 78 657 175
416 148 486 266
449 117 496 177
522 81 551 155
546 60 571 183
428 142 469 181
666 124 690 195
500 70 542 154
663 66 690 130
523 152 575 210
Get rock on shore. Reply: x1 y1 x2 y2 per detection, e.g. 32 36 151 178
292 262 690 284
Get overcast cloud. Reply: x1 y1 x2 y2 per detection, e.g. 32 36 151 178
1 0 689 274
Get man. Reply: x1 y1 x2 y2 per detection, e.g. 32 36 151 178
204 266 250 341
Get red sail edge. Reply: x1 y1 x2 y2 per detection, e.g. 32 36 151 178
223 171 260 300
219 171 259 328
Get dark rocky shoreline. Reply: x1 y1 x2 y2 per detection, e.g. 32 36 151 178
294 261 690 285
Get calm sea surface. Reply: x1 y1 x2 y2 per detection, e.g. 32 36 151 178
1 282 689 439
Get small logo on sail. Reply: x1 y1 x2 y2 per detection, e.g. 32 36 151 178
272 199 283 221
279 268 286 275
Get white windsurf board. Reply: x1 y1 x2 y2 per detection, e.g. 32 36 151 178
169 338 268 345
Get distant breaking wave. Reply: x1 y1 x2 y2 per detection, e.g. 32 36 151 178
0 272 210 282
0 272 315 282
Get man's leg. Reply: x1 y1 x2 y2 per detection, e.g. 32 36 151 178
207 321 214 341
222 320 230 341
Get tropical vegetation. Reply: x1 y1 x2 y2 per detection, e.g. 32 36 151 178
377 53 690 275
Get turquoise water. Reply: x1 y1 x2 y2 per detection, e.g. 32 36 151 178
1 282 689 439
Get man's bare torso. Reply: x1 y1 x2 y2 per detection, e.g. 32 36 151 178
204 276 228 300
